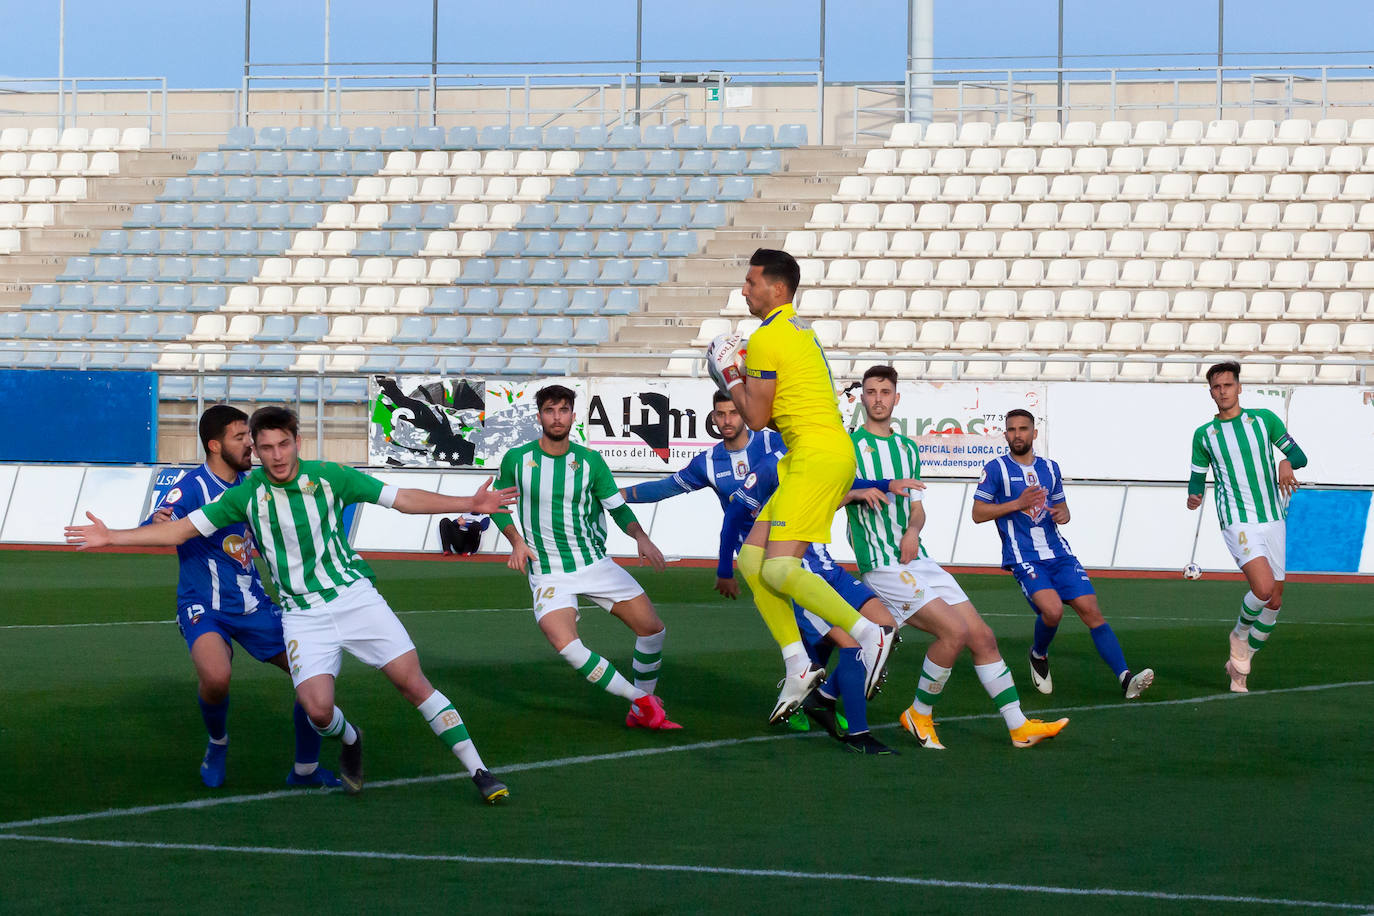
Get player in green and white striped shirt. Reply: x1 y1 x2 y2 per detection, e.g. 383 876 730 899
846 365 1068 750
65 405 518 804
493 385 680 731
1187 361 1307 693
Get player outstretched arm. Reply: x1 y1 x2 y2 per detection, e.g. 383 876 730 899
66 511 201 550
389 477 517 516
621 451 711 504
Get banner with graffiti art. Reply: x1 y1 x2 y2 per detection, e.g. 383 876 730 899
367 375 587 469
838 380 1049 477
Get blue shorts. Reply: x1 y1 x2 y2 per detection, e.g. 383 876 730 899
176 602 287 663
793 563 878 650
1010 556 1095 611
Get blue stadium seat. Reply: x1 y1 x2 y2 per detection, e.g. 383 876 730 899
156 285 193 311
284 151 322 176
124 203 160 228
190 230 226 256
603 288 639 315
158 177 193 201
55 257 94 282
606 125 640 149
595 259 634 285
455 258 496 285
502 348 543 376
446 126 477 149
221 151 256 175
690 203 727 228
496 289 535 315
190 258 226 283
92 284 126 310
430 315 467 345
124 342 160 368
189 152 224 176
386 230 424 257
220 126 254 150
316 126 350 149
348 127 382 150
741 124 774 148
393 316 432 344
458 288 499 314
317 151 351 175
221 229 255 256
622 203 657 230
544 125 575 149
352 230 391 257
573 126 608 149
154 313 192 340
18 341 57 368
318 177 351 201
648 177 686 202
486 231 526 258
530 288 569 315
552 203 590 230
222 344 263 372
614 176 651 201
413 125 445 150
644 150 680 175
226 176 261 201
153 257 190 283
662 230 698 257
707 124 741 149
710 150 748 175
19 311 55 336
157 376 195 400
382 203 423 230
677 149 712 173
91 230 128 255
327 378 369 403
380 127 413 151
290 315 328 342
609 150 648 176
509 126 541 148
59 285 93 309
587 204 624 229
547 177 582 202
655 203 690 229
360 346 402 373
88 314 125 340
526 259 564 286
155 229 190 254
397 348 441 373
672 125 707 148
224 258 260 282
125 285 159 311
626 230 664 258
87 342 126 369
476 126 509 150
252 126 287 149
632 259 669 285
533 316 574 344
492 259 531 284
417 203 455 229
718 176 754 200
228 377 266 402
466 317 501 344
158 203 193 227
24 284 60 309
285 177 322 202
577 152 615 177
285 126 319 150
257 151 288 174
500 316 538 344
189 203 227 229
255 230 290 255
0 312 25 337
640 124 673 148
591 231 629 257
557 231 595 257
776 123 808 147
567 288 604 315
540 350 579 375
570 317 611 345
286 203 323 228
522 231 559 258
54 313 93 340
257 315 294 342
223 203 257 229
428 287 464 313
258 343 295 371
563 259 599 286
189 177 226 201
352 151 384 173
119 229 158 255
517 203 557 229
682 176 717 201
468 348 509 375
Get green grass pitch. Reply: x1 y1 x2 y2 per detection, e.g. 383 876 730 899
1 550 1370 914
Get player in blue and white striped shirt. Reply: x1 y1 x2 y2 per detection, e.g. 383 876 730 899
972 410 1154 700
144 405 338 789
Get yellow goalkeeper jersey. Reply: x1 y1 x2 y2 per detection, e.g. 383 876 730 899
744 303 849 455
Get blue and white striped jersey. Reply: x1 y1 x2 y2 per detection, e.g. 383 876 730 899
622 428 786 512
143 464 275 616
973 455 1075 568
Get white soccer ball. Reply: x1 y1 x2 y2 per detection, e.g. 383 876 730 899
1182 563 1203 580
705 333 747 392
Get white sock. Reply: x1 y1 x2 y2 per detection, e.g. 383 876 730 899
848 617 879 641
912 656 952 716
293 761 318 776
312 706 358 744
417 690 485 776
974 660 1027 730
1247 605 1281 652
632 628 666 695
781 641 810 677
209 735 228 746
559 639 644 701
1236 591 1266 637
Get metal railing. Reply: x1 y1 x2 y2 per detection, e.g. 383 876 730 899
0 76 168 145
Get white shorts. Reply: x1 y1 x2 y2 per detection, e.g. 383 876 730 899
863 559 970 626
282 579 416 686
528 556 646 623
1222 521 1287 581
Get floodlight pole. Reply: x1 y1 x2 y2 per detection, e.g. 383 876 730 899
818 0 826 145
57 0 65 130
1217 0 1224 120
431 0 439 126
1056 0 1064 125
634 0 643 126
243 0 252 126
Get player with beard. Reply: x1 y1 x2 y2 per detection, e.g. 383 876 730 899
493 385 681 730
971 410 1155 700
141 405 340 789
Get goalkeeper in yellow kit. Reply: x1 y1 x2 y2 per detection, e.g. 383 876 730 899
708 248 896 722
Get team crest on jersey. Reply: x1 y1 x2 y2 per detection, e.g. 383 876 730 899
568 458 580 472
165 487 183 505
222 534 253 570
743 472 758 490
734 458 748 479
300 478 318 496
524 456 539 470
1021 467 1047 522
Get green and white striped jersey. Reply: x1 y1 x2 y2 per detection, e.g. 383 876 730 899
846 427 926 574
190 460 392 611
1190 408 1294 526
492 440 639 576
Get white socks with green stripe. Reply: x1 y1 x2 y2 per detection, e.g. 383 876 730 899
911 655 952 716
417 690 485 777
974 660 1028 730
632 628 666 695
559 639 645 701
1235 591 1267 639
1236 591 1281 652
312 706 358 745
1247 606 1281 652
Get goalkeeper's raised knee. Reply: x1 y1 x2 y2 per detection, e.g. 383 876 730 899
761 556 862 632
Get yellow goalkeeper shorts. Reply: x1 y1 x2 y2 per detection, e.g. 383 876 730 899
756 445 857 544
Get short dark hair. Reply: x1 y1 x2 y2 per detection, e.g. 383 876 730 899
711 389 733 408
198 405 248 453
249 405 299 441
535 384 576 410
1005 408 1036 426
749 248 801 296
1206 360 1242 385
862 364 899 387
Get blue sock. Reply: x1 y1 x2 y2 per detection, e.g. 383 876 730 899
1090 623 1129 678
832 647 868 734
198 695 228 742
1032 615 1058 657
292 701 322 766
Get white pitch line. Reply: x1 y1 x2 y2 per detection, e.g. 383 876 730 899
1 679 1369 832
0 834 1366 911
